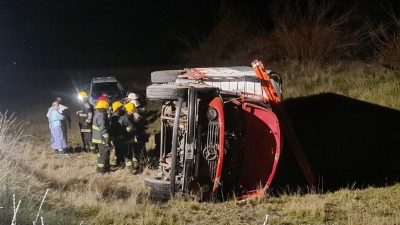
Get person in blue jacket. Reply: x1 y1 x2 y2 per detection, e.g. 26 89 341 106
47 102 68 155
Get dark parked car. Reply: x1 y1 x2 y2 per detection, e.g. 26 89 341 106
144 61 285 201
88 76 126 104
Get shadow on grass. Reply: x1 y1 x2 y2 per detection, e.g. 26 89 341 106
273 93 400 191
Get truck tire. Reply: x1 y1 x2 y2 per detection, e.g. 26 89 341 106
144 178 171 199
146 84 189 100
144 177 182 200
151 70 184 83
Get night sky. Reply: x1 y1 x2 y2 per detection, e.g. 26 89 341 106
1 1 222 70
1 0 399 70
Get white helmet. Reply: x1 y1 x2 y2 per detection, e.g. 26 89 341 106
127 93 139 100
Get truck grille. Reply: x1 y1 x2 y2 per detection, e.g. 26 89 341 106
200 121 219 182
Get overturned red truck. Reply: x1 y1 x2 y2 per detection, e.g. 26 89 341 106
144 60 314 201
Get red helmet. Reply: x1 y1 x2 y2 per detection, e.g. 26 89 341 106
97 96 108 102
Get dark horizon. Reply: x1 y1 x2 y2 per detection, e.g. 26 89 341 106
0 1 221 70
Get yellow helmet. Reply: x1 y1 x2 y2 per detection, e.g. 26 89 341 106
95 100 109 109
112 101 123 112
124 102 136 113
79 91 89 98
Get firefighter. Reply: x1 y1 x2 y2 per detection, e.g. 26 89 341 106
76 91 96 153
127 93 149 160
98 93 112 118
120 102 138 174
92 100 112 173
97 93 109 102
109 101 125 168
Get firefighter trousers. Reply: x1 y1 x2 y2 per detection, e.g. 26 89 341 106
114 142 125 167
96 144 111 173
81 132 95 152
124 144 138 173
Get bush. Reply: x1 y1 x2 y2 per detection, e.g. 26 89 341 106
264 0 368 61
370 10 400 69
179 8 254 66
180 0 370 64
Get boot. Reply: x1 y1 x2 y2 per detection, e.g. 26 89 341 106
125 161 134 174
58 149 68 156
132 158 139 174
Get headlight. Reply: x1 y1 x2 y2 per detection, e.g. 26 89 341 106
77 95 83 101
206 107 218 121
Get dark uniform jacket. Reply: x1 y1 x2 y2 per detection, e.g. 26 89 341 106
119 113 136 144
78 100 94 133
133 106 149 143
92 109 110 144
109 110 124 143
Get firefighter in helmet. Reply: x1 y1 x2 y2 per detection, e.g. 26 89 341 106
109 101 125 168
97 93 112 118
76 91 96 153
92 100 112 173
126 93 149 160
119 102 138 174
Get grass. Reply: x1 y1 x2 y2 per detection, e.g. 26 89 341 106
0 61 399 224
271 60 400 108
0 113 76 224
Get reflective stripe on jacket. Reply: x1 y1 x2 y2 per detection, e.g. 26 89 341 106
118 113 136 143
92 109 110 144
78 101 94 132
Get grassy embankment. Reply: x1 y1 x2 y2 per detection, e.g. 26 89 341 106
2 1 400 224
0 62 399 225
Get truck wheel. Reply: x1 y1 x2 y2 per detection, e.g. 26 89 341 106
144 178 171 200
144 177 182 200
151 70 184 83
146 84 188 100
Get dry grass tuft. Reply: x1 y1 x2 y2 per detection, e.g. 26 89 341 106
0 112 78 224
0 112 24 156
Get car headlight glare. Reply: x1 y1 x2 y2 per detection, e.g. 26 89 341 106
206 107 218 121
